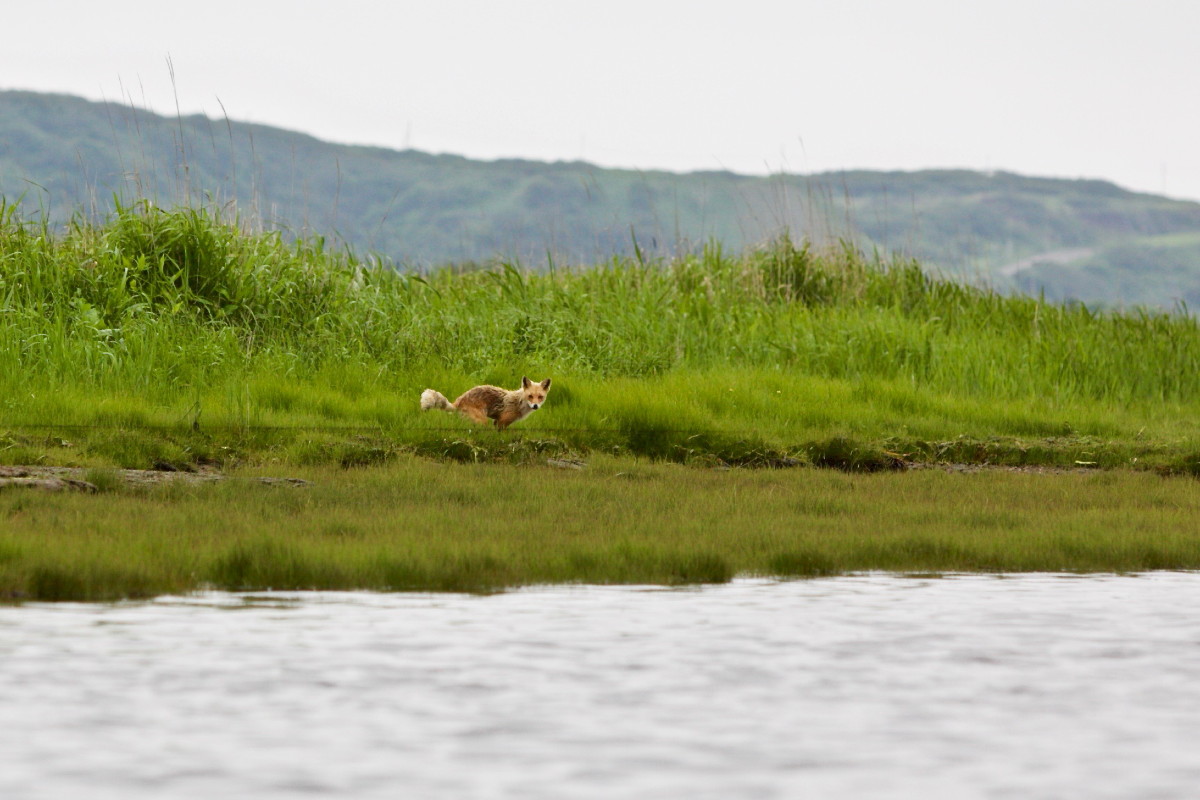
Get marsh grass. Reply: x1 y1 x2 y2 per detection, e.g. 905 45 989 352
82 467 124 493
7 204 1200 601
4 205 1200 470
3 459 1200 601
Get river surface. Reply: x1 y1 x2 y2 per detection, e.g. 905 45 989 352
3 574 1200 799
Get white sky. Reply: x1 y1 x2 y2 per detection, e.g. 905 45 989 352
5 0 1200 201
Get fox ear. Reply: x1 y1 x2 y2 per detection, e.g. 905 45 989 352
541 378 552 390
522 376 531 388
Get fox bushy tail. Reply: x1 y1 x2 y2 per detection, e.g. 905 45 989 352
420 389 454 412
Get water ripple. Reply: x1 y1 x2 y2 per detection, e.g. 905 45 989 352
3 574 1200 799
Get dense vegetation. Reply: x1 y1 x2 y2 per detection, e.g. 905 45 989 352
4 89 1200 306
4 202 1200 472
6 462 1200 601
5 203 1200 600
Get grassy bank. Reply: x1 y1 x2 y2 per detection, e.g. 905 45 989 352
4 202 1200 470
6 204 1200 601
4 459 1200 601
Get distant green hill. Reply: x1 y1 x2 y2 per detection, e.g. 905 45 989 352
3 89 1200 305
1012 232 1200 310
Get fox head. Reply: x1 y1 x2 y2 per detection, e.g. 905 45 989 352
521 376 552 410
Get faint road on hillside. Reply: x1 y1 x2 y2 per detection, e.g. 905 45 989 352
996 247 1096 277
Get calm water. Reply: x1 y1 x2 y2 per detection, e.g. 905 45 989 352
3 574 1200 799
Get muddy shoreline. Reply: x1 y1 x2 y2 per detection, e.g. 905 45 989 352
0 465 309 492
0 460 1103 493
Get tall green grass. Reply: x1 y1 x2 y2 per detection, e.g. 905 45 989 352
3 201 1200 467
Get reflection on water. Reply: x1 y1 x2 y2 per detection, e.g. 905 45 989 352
3 574 1200 799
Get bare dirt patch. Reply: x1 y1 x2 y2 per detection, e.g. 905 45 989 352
0 465 309 492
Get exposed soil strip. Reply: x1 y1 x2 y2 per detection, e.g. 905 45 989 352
0 465 309 492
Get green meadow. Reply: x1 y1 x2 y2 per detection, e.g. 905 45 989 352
3 202 1200 599
4 460 1200 601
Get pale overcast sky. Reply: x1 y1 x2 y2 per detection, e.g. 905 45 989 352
5 0 1199 200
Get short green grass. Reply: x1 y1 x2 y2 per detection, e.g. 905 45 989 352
3 458 1199 601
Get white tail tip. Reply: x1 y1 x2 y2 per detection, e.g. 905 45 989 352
420 388 453 411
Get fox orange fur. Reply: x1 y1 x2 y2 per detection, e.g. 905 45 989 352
420 377 552 430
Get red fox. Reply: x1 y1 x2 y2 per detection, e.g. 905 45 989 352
420 377 552 430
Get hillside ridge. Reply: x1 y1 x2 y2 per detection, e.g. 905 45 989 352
3 89 1200 305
